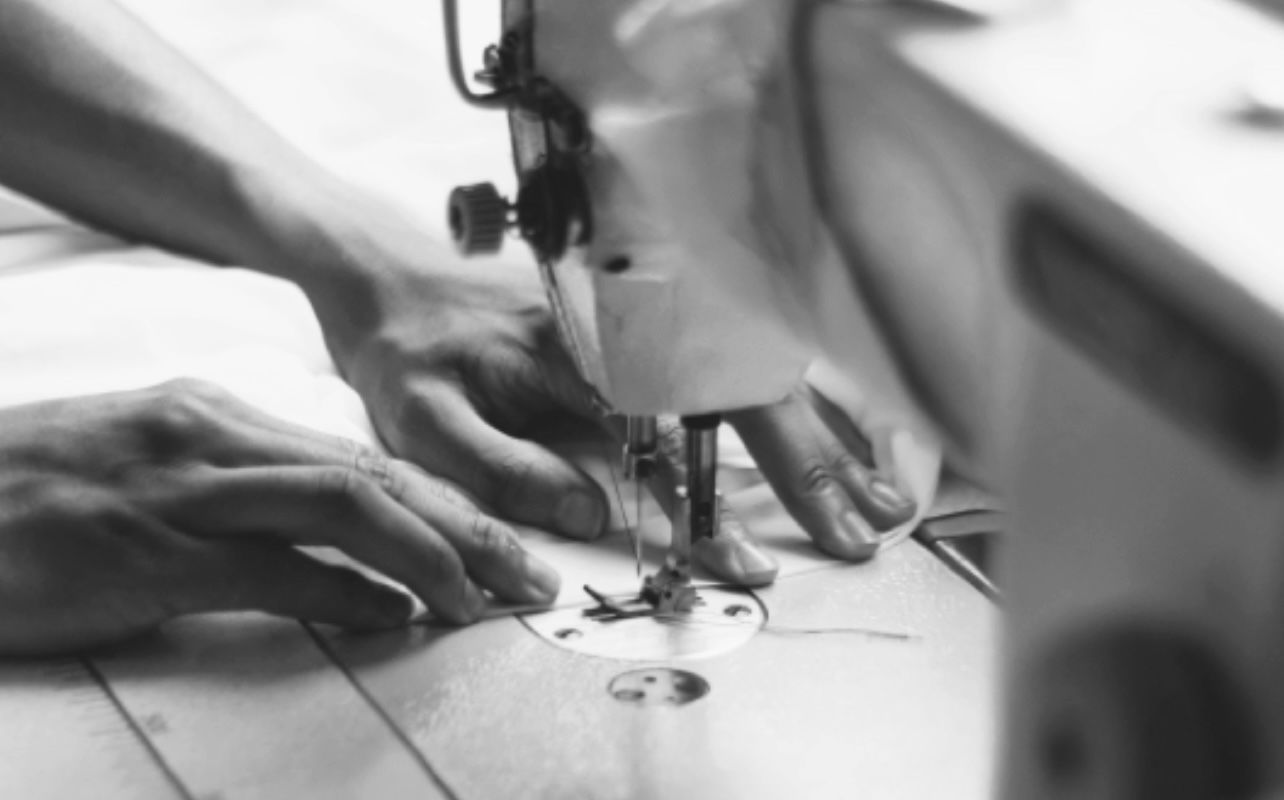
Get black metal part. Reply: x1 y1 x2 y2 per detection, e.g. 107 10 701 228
581 585 655 622
639 574 700 613
442 0 510 108
514 155 591 263
448 183 509 254
443 0 593 265
914 510 1003 602
623 416 659 480
603 255 632 274
682 415 722 543
913 531 1001 603
581 578 702 621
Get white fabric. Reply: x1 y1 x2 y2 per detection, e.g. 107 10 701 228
0 0 511 438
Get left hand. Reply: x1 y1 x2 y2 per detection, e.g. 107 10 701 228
302 223 612 544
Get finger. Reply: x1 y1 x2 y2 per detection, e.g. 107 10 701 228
801 383 877 466
823 449 917 531
692 503 778 587
533 322 605 418
179 371 598 546
390 461 562 605
171 466 487 624
729 397 881 561
804 386 916 526
634 418 779 586
168 407 562 606
397 384 609 541
480 321 603 429
189 541 415 630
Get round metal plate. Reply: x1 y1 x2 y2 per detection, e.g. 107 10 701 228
608 668 710 707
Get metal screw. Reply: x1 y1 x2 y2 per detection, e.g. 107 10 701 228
554 628 582 640
603 255 631 274
724 604 752 619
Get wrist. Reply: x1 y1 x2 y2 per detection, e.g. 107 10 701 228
236 171 402 343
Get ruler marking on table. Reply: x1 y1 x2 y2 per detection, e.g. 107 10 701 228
82 657 194 800
299 622 460 800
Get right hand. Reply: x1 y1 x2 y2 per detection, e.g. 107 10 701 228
0 379 561 656
728 383 919 562
300 225 612 545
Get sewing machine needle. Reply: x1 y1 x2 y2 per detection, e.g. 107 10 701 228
622 415 658 578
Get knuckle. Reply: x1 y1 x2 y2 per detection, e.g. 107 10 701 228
422 471 478 511
419 541 467 587
488 453 536 510
397 459 479 510
827 449 866 477
24 483 190 575
364 332 414 367
798 460 838 497
466 511 517 555
388 387 454 459
312 466 372 512
28 482 119 523
394 386 444 431
142 379 229 440
354 452 406 501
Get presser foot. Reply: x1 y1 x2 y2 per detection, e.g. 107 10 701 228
581 585 657 622
640 567 701 614
582 565 704 623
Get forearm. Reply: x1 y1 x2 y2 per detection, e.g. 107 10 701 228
0 0 364 294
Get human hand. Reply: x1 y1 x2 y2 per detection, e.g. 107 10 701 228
610 381 921 588
305 224 610 544
727 383 919 563
0 379 561 656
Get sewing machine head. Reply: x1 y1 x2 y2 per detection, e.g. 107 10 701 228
442 0 839 597
445 0 1284 797
442 0 816 420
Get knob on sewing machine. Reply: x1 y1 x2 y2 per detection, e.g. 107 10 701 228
447 183 507 255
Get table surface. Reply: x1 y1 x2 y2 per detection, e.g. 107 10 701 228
0 536 997 800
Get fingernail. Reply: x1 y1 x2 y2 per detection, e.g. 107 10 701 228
730 539 778 587
835 510 880 561
868 477 913 511
372 587 414 626
693 523 779 587
523 552 562 601
462 581 488 622
555 490 605 539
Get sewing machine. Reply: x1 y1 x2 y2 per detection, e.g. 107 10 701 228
444 0 1284 797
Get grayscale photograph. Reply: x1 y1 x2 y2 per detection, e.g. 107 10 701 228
0 1 1279 798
